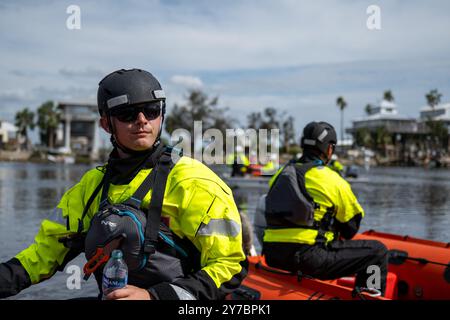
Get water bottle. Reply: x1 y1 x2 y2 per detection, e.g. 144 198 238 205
102 249 128 299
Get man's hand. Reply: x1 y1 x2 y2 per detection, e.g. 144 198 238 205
105 285 152 300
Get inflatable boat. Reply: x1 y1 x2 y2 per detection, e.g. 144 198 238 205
231 230 450 300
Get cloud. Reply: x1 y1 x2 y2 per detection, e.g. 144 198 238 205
1 0 450 139
59 67 105 78
3 0 450 73
172 58 450 136
9 70 30 77
0 89 30 104
170 75 203 89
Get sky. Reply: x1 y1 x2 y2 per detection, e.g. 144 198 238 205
1 0 450 144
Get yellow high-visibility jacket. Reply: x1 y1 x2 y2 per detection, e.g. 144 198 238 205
14 156 246 300
264 163 364 245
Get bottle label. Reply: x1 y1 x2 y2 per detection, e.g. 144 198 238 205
102 264 128 294
102 275 128 290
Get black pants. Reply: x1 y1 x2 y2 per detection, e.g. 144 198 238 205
231 164 245 177
264 239 388 295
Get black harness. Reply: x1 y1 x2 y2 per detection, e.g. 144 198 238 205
59 145 182 275
265 159 337 245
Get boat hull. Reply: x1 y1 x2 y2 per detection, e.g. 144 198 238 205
234 230 450 300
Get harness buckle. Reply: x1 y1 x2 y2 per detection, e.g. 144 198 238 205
143 240 156 254
83 236 124 280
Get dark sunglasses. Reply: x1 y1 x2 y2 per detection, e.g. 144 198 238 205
110 102 162 123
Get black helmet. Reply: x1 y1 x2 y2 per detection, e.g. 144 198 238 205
97 68 166 116
300 121 337 155
97 68 166 154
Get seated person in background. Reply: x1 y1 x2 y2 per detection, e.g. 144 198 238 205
226 145 250 177
328 154 344 176
263 121 388 295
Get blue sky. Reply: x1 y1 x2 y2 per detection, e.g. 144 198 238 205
1 0 450 143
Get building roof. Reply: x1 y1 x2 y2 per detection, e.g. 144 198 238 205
419 102 450 112
419 103 450 121
379 99 397 109
354 99 414 122
57 101 97 107
0 121 18 132
348 101 450 135
352 113 415 123
57 101 99 121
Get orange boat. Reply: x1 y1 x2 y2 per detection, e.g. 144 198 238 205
231 230 450 300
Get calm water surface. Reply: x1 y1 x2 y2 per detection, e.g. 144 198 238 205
1 162 449 299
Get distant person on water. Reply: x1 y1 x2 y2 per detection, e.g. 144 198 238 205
328 154 344 176
263 121 388 295
226 145 250 177
260 153 279 176
0 68 247 300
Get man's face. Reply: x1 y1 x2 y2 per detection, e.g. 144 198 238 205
100 102 163 152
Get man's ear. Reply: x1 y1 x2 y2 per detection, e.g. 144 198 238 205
100 116 111 133
323 144 333 164
327 144 334 158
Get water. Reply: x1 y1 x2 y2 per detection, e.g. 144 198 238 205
0 162 100 300
1 162 449 299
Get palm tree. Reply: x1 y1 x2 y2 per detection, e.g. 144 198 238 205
425 89 442 109
37 101 60 149
424 89 445 151
336 96 347 143
365 103 374 116
375 126 392 156
282 115 295 153
355 127 372 148
15 108 35 150
383 90 394 102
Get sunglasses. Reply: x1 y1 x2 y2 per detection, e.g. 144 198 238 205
110 102 162 123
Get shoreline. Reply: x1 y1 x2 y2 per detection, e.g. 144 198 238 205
0 150 449 168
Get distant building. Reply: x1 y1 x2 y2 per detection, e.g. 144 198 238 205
56 102 100 160
346 100 450 163
335 138 353 155
0 121 19 148
419 103 450 127
419 103 450 152
348 100 418 136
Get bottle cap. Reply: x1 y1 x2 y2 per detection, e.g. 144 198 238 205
111 249 123 259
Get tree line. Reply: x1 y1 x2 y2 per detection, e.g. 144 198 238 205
14 101 60 150
164 90 299 155
14 88 447 155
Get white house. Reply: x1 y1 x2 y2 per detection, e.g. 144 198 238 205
56 102 100 160
0 120 18 145
420 103 450 129
349 100 418 135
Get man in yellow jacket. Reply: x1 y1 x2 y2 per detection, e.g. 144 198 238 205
263 121 388 295
328 154 344 176
0 68 247 300
226 145 250 177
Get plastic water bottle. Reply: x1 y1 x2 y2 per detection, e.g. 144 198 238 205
102 249 128 299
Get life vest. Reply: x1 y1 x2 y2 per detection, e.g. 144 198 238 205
263 160 364 246
265 161 321 228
